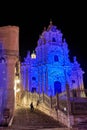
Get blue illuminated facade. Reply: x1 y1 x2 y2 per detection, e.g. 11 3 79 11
0 54 7 123
21 21 84 96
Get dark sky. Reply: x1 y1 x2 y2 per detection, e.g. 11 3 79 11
0 1 87 87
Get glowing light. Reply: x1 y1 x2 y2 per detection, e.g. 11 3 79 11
64 107 66 111
16 79 20 83
16 88 20 92
31 51 36 59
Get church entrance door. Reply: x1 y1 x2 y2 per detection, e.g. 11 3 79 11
54 81 61 95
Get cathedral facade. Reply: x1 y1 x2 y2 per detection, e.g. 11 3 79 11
21 22 84 96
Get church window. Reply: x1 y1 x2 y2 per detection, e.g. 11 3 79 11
32 77 36 80
54 55 59 62
52 37 56 42
72 80 75 83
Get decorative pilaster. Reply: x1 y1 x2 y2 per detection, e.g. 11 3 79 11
38 67 40 93
45 66 48 94
6 57 17 116
66 83 71 127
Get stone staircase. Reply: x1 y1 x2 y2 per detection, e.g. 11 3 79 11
73 120 87 130
1 107 67 130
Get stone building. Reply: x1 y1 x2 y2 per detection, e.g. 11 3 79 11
0 22 85 125
21 21 84 96
0 26 19 124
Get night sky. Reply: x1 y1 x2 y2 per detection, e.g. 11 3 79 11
0 1 87 87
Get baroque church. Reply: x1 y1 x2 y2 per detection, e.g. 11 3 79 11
0 21 86 127
21 21 84 96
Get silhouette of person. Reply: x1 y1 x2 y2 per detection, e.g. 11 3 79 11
30 102 34 111
36 100 39 107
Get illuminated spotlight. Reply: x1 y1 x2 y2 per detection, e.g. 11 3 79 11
15 79 20 83
64 107 66 111
16 88 20 92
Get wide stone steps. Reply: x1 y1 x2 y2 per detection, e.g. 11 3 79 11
73 121 87 130
2 107 66 130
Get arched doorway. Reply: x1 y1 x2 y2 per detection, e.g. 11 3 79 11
54 81 61 95
31 87 36 93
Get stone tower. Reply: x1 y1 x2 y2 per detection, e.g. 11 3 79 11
0 26 19 119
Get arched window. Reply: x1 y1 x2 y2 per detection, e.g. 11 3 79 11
32 77 36 80
52 37 56 42
54 55 59 62
72 80 75 83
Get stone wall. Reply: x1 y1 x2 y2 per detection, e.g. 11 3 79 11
0 26 19 124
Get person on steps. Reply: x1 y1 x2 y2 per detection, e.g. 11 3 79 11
30 102 34 111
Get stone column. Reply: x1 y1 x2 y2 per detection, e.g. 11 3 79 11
45 67 48 94
29 67 31 91
66 83 71 113
26 68 28 91
6 57 17 117
66 83 71 127
42 69 45 93
38 67 40 93
56 93 59 109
